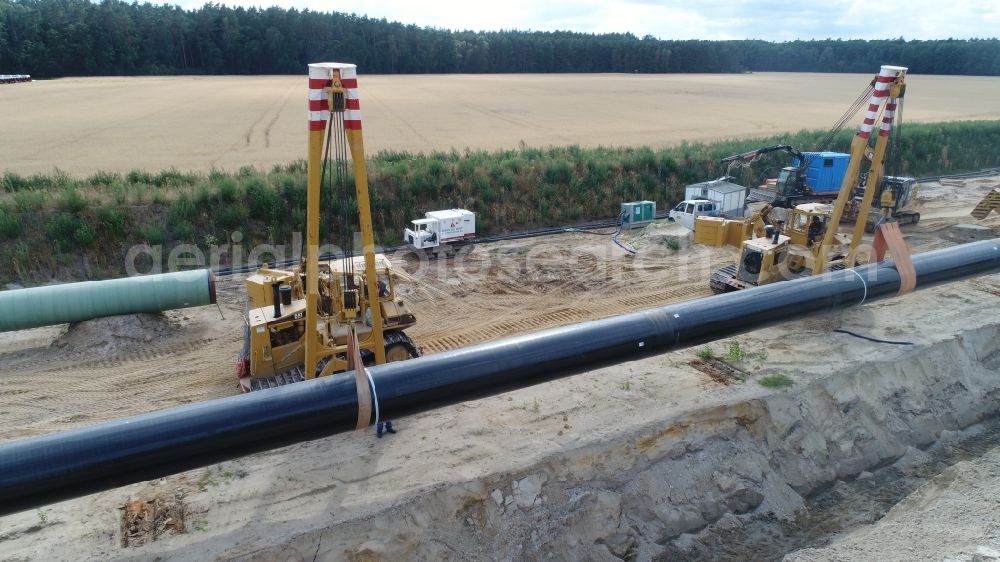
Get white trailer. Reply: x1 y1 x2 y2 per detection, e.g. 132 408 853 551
684 178 747 217
404 209 476 258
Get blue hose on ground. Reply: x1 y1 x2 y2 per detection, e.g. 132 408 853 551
612 210 637 255
566 210 637 254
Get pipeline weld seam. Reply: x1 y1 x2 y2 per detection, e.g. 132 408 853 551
365 368 381 427
849 268 868 305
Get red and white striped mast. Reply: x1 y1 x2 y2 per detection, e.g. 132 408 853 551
304 62 385 379
817 64 907 270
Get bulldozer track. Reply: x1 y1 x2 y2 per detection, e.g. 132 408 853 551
9 336 231 375
417 283 710 355
419 307 591 354
246 331 422 392
613 286 709 309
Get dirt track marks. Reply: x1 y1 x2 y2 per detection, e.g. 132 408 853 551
210 82 295 168
415 281 711 355
395 233 718 356
0 309 241 443
263 85 295 148
243 87 288 146
419 307 591 354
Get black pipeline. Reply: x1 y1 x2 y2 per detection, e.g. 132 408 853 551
1 239 999 516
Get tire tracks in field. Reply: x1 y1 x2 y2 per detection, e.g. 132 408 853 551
242 89 285 146
211 83 295 168
263 84 295 148
367 94 434 148
45 89 191 152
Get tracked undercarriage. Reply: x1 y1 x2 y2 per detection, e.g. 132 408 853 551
243 329 421 392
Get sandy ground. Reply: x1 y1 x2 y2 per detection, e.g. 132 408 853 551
2 73 1000 175
0 223 724 442
0 175 998 560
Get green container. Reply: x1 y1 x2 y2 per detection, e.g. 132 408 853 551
0 269 216 332
621 200 657 228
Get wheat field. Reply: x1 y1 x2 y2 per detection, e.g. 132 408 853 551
2 72 999 175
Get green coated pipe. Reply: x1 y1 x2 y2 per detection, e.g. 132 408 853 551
0 269 217 332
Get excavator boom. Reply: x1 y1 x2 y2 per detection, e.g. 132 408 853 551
719 144 804 165
817 65 907 271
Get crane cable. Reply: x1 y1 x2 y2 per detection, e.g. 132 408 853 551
320 111 335 316
819 83 875 151
322 91 355 311
791 82 876 179
334 103 352 295
887 97 905 179
322 87 379 429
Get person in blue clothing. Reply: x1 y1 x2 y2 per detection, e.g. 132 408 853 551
370 277 396 439
376 420 396 438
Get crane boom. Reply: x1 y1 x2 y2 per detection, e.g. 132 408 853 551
703 65 910 294
306 63 386 378
719 144 804 166
236 63 421 392
816 65 907 272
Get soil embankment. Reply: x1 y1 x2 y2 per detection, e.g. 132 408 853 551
210 321 1000 561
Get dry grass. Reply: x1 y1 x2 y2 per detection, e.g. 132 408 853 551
2 73 1000 176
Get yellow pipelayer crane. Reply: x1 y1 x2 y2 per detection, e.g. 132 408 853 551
705 65 908 293
236 63 420 392
972 189 1000 220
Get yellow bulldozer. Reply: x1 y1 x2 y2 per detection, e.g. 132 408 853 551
238 255 420 391
699 202 852 292
236 63 420 392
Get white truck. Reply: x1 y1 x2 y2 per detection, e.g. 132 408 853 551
669 179 748 229
403 209 476 258
668 199 721 229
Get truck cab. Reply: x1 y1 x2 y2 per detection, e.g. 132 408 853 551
669 199 718 229
404 218 440 249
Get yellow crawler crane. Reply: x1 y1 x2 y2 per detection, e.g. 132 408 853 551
236 63 420 392
972 188 1000 220
704 65 908 293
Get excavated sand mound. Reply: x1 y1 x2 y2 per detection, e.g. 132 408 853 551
52 313 179 358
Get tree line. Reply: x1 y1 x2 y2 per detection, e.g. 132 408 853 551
1 0 999 77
